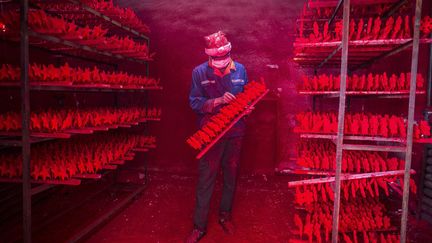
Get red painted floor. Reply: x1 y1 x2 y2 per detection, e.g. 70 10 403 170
86 171 294 243
1 170 431 242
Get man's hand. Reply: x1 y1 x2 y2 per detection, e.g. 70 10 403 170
215 92 236 106
222 92 236 103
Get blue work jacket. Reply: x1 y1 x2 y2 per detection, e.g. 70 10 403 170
189 60 249 138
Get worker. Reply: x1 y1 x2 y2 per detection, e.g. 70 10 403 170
186 31 250 242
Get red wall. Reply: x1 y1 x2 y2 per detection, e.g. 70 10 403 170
118 0 306 174
117 0 432 175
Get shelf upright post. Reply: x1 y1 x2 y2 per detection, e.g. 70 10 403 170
144 40 150 184
331 0 349 242
401 0 422 241
422 6 432 219
20 0 31 242
146 39 150 77
328 0 343 26
428 32 432 108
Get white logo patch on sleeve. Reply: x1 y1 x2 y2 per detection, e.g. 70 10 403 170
201 80 216 85
231 79 244 85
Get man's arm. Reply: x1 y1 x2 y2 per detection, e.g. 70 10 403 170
189 70 234 114
189 70 211 114
243 68 249 86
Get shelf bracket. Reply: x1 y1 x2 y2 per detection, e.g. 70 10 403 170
328 0 344 26
349 39 412 72
317 44 342 70
382 0 409 19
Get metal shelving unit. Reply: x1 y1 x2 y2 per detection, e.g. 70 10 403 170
291 0 427 242
0 1 159 242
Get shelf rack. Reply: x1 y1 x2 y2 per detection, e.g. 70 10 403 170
294 38 432 70
0 1 159 242
291 0 428 242
296 0 415 72
307 0 403 8
298 90 426 99
298 133 432 144
0 82 163 92
300 0 409 22
0 114 161 146
288 169 415 187
29 30 150 64
1 31 151 66
33 0 150 43
0 146 152 186
29 0 152 74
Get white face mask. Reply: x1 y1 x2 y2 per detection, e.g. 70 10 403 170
211 56 231 69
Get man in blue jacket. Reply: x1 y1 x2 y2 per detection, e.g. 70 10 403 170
186 31 249 242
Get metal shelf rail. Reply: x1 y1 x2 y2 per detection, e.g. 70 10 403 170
298 133 432 144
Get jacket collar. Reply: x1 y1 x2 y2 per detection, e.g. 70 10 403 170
208 60 236 77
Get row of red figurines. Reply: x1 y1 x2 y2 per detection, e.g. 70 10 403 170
300 72 425 92
81 0 150 33
187 81 267 150
33 0 150 34
296 226 399 243
0 107 161 132
421 16 432 37
294 176 416 206
0 133 156 180
294 112 431 139
296 15 432 43
0 10 150 60
300 2 402 19
341 232 400 243
297 140 404 172
0 63 161 87
294 198 393 242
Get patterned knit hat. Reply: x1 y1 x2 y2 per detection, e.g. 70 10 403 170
204 31 232 57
